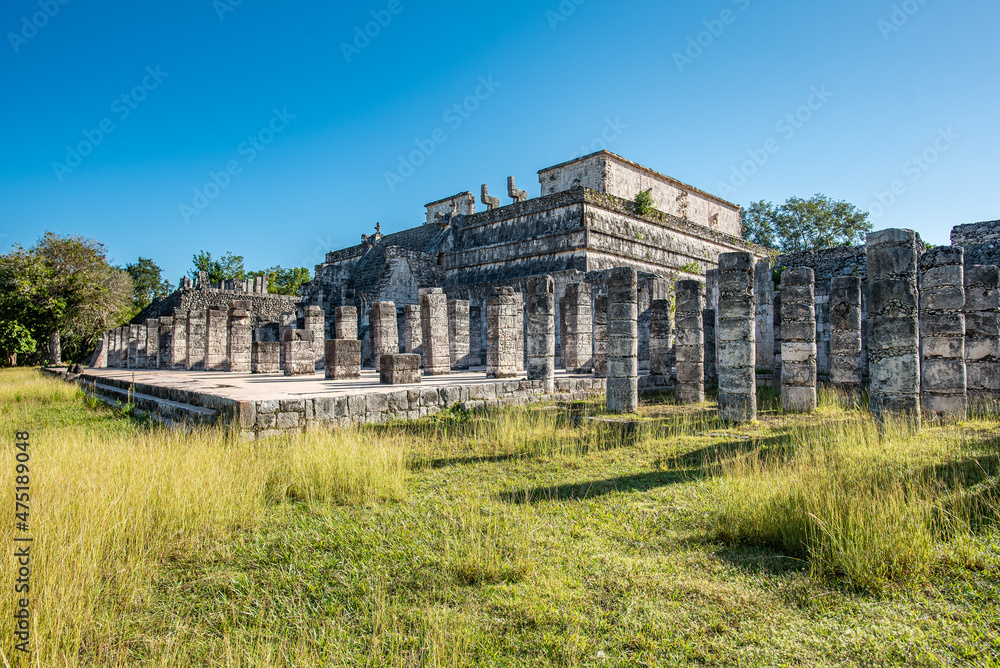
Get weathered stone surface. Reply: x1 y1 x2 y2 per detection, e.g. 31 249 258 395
227 308 252 373
560 283 593 373
403 304 422 358
470 301 484 367
157 317 173 370
649 299 672 377
703 309 717 385
718 252 756 422
205 308 229 372
172 310 189 370
487 287 519 379
282 329 316 376
303 305 326 370
593 293 608 378
370 301 399 371
128 325 140 369
334 306 358 340
606 267 638 414
781 267 817 412
867 228 921 427
326 339 361 380
675 280 705 403
380 353 421 385
964 264 999 407
145 319 159 369
186 309 207 371
420 288 451 376
252 341 281 374
918 248 966 419
755 260 775 375
829 276 862 389
90 333 109 368
526 275 555 393
448 299 471 370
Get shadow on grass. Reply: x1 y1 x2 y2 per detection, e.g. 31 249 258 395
409 451 527 471
499 468 697 505
713 544 809 577
657 431 797 470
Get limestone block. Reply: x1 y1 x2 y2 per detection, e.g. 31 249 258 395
205 308 229 371
526 275 555 393
380 353 421 385
448 299 471 370
561 283 593 373
718 252 756 422
158 317 173 370
172 311 189 370
252 341 281 374
420 288 451 376
675 280 705 404
921 247 966 419
334 306 358 340
325 339 361 380
282 330 316 376
145 319 159 369
607 267 638 414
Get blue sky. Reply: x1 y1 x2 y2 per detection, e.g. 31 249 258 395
1 0 997 283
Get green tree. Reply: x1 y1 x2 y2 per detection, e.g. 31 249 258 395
255 266 312 296
0 320 37 366
125 257 172 314
0 233 132 364
633 189 655 217
741 194 871 253
190 251 246 284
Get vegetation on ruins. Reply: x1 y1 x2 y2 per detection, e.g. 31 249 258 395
632 189 655 217
190 250 248 283
123 256 173 315
4 368 997 666
0 233 132 364
255 265 313 296
742 194 872 252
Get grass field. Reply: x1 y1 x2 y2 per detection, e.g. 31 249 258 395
1 367 998 666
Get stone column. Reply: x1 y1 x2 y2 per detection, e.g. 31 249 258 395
282 330 316 376
780 267 817 412
128 325 140 369
718 252 757 423
303 306 326 370
420 288 451 376
448 299 471 370
526 275 556 393
158 317 173 370
638 284 651 373
772 292 782 389
205 308 229 371
964 264 1000 407
607 267 639 413
145 319 159 369
91 333 109 368
830 276 863 390
370 301 399 371
866 228 921 426
135 323 147 369
186 309 207 371
703 309 717 386
108 329 118 368
675 280 705 404
334 306 358 340
487 287 519 379
920 248 966 419
561 283 593 373
755 260 775 374
593 293 608 378
403 304 422 357
227 306 252 373
649 299 672 378
325 339 361 380
278 312 296 371
469 301 484 367
514 292 525 371
380 354 421 385
252 325 281 374
171 311 189 370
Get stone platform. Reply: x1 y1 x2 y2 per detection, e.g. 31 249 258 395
76 367 608 438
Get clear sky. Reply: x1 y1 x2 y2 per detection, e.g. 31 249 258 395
1 0 997 283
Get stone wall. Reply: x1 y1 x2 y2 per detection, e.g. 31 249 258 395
952 219 1000 267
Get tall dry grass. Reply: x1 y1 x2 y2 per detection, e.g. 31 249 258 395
708 391 1000 592
0 368 406 666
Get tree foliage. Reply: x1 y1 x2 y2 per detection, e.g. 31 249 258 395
125 257 172 314
0 232 132 364
190 251 246 283
256 266 312 296
741 194 872 253
0 320 37 366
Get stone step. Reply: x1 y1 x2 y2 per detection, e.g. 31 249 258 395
80 380 218 428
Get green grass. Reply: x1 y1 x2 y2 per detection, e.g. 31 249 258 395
1 368 999 666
